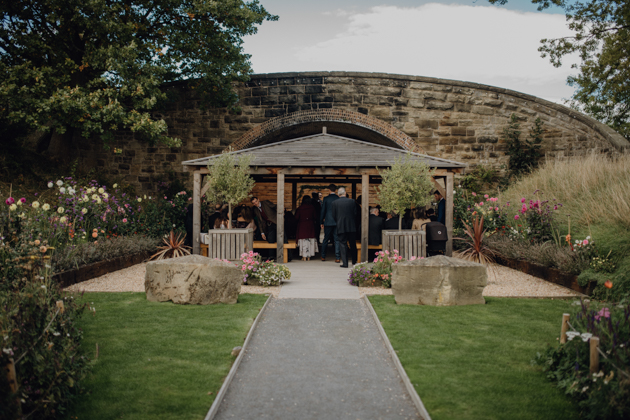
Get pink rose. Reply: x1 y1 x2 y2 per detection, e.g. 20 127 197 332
484 194 489 199
122 218 128 222
521 198 526 203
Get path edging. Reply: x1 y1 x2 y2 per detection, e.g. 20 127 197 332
204 294 273 420
362 295 432 420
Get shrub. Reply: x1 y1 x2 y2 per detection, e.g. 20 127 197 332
237 252 290 286
503 114 544 179
348 262 374 286
535 299 630 419
0 234 90 419
370 250 412 288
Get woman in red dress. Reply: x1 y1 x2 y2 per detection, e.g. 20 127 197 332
294 196 319 261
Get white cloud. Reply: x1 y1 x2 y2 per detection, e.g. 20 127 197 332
247 3 579 103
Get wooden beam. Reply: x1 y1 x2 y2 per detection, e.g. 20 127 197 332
445 172 454 257
184 166 463 176
193 171 201 255
431 177 446 197
277 173 285 262
361 174 369 263
200 174 210 197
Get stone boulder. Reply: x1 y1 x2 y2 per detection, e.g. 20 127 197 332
145 254 242 304
391 255 486 306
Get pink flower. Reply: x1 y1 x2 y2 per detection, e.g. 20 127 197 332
5 197 14 205
164 196 167 200
19 197 26 203
484 194 489 199
583 240 589 245
514 215 520 220
521 198 526 203
472 192 477 196
479 202 484 206
495 207 499 211
595 307 610 321
122 218 128 222
554 205 558 210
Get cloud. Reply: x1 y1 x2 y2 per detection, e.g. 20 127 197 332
287 3 579 102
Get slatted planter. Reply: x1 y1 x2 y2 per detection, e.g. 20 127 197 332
382 230 426 259
202 229 254 261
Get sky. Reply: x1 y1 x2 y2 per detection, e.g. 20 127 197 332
242 0 578 104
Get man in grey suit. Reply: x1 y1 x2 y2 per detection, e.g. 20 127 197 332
319 184 340 262
331 187 357 268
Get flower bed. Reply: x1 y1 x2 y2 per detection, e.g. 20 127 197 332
348 250 422 288
235 251 291 286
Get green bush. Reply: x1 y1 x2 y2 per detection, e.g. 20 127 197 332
0 235 90 419
535 300 630 419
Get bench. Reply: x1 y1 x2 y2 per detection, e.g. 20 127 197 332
253 240 297 264
355 243 383 263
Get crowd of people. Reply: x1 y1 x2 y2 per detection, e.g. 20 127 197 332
188 185 447 266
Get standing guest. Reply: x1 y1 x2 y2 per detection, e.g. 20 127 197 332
434 190 446 225
214 214 229 229
319 184 341 262
426 208 437 222
331 187 357 268
251 196 278 243
207 204 222 230
412 208 432 231
284 209 297 240
368 207 384 246
384 211 400 230
311 192 322 247
355 195 363 238
295 196 319 261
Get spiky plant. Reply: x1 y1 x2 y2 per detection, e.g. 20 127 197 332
454 215 498 265
149 231 191 260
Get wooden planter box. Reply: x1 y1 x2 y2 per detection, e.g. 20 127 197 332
53 251 153 289
382 230 426 259
494 255 594 295
201 229 254 261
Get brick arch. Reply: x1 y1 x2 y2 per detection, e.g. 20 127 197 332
230 109 422 152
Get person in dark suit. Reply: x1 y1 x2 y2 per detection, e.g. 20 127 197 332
384 211 400 230
368 207 384 246
319 184 340 262
251 196 278 243
434 190 446 224
331 187 357 268
311 192 322 246
426 208 437 222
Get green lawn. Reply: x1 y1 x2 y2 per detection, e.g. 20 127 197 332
67 293 268 420
369 296 578 420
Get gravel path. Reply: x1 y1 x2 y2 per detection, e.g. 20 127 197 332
64 260 581 298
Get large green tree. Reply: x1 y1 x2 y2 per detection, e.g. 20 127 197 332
0 0 276 157
490 0 630 139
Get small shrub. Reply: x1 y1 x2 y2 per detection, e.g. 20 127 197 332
348 262 374 286
535 299 630 419
371 250 409 288
238 252 289 286
503 114 544 179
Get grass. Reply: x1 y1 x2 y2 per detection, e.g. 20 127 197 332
369 295 579 420
67 292 268 420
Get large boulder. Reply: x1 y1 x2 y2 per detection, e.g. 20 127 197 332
145 254 242 304
392 256 486 306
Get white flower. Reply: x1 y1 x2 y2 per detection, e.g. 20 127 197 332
18 212 25 219
580 333 593 342
96 197 102 204
103 193 108 199
32 201 40 209
59 187 66 194
9 204 17 211
82 208 88 214
98 188 104 194
57 207 65 214
92 194 99 200
68 187 75 195
144 195 147 199
59 216 67 224
16 200 22 206
2 348 13 355
42 203 50 211
566 331 580 341
48 182 54 188
113 183 118 188
40 285 46 290
52 332 60 337
137 198 142 202
56 180 63 187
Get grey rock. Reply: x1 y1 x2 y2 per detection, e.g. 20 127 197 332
231 346 242 357
145 254 242 305
392 255 487 306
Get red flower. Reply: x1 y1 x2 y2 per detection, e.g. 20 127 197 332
604 280 613 289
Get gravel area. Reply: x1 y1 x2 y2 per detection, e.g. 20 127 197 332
65 260 582 298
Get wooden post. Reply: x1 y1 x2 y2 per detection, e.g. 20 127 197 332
590 336 600 374
193 171 201 255
560 313 570 344
445 172 454 257
361 174 369 263
277 172 285 262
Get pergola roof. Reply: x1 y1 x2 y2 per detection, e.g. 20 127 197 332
181 133 466 169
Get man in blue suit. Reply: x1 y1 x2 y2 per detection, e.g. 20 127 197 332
434 190 446 225
319 184 340 262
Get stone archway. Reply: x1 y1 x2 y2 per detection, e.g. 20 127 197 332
230 109 424 152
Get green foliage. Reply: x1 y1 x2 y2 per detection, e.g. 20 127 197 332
0 235 90 419
535 299 630 420
0 0 277 148
370 296 578 420
376 155 434 230
460 165 499 192
503 114 544 179
205 151 255 226
489 0 630 139
67 292 267 420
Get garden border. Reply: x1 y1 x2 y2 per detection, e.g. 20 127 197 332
204 294 273 420
54 251 153 288
494 255 594 295
362 295 432 420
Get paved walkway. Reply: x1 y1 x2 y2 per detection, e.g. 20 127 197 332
212 259 423 420
213 298 421 420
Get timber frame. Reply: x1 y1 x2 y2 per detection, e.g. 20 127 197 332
182 132 465 262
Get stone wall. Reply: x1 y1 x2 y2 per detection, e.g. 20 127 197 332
77 71 629 194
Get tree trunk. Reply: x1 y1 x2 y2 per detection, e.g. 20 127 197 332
399 212 403 230
228 203 232 229
47 127 75 163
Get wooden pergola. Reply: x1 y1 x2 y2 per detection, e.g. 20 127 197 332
182 130 465 262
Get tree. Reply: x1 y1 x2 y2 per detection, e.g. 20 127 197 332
503 114 544 179
205 150 254 228
0 0 277 158
376 155 434 230
489 0 630 139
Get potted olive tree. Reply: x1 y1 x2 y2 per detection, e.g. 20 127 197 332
376 154 434 258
